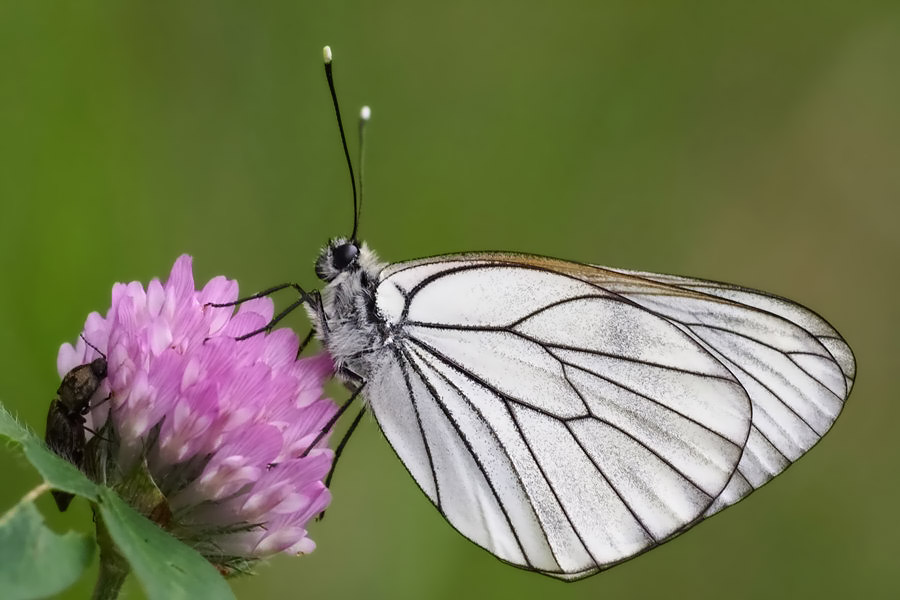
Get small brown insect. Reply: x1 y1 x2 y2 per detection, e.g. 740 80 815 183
45 338 108 511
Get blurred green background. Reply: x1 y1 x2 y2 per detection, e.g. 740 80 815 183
1 1 898 598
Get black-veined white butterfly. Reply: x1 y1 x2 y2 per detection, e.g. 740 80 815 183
226 47 855 580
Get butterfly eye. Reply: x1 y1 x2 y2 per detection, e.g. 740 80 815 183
332 243 359 271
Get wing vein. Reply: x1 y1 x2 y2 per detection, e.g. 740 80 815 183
685 323 841 425
563 420 659 543
704 345 820 440
682 321 843 398
405 337 600 571
505 294 611 328
551 351 741 449
505 405 601 570
407 321 726 499
394 348 443 511
750 424 790 463
406 336 587 420
406 320 737 383
400 345 535 569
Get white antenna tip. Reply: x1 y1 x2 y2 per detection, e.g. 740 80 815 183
360 106 371 121
323 46 333 64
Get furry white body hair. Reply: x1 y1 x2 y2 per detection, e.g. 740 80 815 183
305 242 388 390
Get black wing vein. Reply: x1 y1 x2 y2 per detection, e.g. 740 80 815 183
683 322 845 400
400 345 536 569
393 348 443 512
407 325 741 449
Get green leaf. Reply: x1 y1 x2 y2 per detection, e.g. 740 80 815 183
1 403 233 598
0 404 99 502
96 489 235 600
0 490 94 600
0 404 31 444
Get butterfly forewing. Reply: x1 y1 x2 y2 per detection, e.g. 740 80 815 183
362 253 853 578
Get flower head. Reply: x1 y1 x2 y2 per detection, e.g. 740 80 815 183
57 255 336 569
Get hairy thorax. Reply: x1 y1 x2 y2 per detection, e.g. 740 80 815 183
306 245 389 388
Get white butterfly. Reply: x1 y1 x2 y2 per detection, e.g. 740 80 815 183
305 242 854 580
238 47 855 580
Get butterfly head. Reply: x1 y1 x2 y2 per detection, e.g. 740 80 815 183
315 237 361 282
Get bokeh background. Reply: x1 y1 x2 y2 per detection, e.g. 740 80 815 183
1 1 898 599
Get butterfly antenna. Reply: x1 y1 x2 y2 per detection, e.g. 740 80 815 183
357 105 371 231
323 46 360 241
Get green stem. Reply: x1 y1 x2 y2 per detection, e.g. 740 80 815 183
92 506 130 600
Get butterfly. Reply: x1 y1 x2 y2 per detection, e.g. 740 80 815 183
227 47 855 580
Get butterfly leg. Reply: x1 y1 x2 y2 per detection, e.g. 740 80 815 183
206 282 308 309
299 385 365 458
206 282 315 340
267 385 366 470
234 297 307 341
294 290 329 358
226 288 325 343
317 404 367 521
295 329 316 358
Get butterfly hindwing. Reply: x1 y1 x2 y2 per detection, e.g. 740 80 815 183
596 266 855 515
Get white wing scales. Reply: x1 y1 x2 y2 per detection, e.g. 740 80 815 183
598 266 854 516
366 255 854 579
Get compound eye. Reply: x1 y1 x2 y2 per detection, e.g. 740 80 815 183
331 243 359 271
